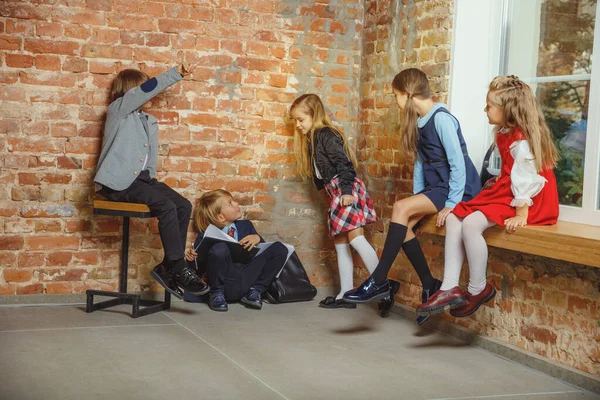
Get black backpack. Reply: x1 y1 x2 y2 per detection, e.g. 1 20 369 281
263 251 317 304
480 143 499 186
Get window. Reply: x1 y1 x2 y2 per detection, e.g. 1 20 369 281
450 0 600 226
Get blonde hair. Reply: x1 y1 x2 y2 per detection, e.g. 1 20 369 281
392 68 431 162
110 69 149 103
290 94 357 179
488 75 559 171
193 189 233 231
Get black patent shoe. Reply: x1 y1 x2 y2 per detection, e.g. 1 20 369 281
343 277 391 304
173 265 210 296
209 291 228 312
150 263 184 299
240 287 262 310
378 280 400 318
416 279 443 325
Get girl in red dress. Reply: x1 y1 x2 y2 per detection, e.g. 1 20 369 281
417 75 559 318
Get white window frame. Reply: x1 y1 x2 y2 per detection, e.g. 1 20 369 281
449 0 600 226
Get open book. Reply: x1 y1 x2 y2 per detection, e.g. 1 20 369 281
194 225 295 273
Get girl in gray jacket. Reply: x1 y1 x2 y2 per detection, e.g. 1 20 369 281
94 63 208 299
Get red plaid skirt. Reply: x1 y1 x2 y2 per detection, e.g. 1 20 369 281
324 176 377 236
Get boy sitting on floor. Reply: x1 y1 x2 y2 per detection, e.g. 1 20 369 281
185 189 287 312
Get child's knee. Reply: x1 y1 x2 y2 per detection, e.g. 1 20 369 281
208 242 230 258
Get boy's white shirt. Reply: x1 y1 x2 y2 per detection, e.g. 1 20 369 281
194 224 295 277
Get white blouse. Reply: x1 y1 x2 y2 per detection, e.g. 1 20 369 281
509 140 547 207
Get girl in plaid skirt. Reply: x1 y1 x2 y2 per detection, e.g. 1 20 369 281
290 94 398 316
343 69 481 325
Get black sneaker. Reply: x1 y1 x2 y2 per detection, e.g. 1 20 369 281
173 265 210 296
150 263 184 299
240 287 262 310
209 291 228 312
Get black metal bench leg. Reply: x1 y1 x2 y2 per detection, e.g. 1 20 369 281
86 214 171 318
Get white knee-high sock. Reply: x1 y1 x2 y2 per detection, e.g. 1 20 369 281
349 235 379 274
335 243 354 300
440 213 465 291
462 211 495 295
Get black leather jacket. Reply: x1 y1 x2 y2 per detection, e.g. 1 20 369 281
310 127 356 196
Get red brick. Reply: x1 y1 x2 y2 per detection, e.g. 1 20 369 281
190 7 213 21
181 113 229 127
236 57 279 71
6 19 34 35
0 236 24 250
120 30 145 45
134 48 177 63
17 284 44 295
65 219 91 233
51 122 78 138
269 74 287 88
2 3 52 20
12 187 41 201
25 39 79 55
18 253 45 268
207 146 253 160
27 236 79 250
4 269 33 283
36 21 63 37
34 220 62 233
90 61 118 74
0 71 19 84
146 33 170 47
92 28 120 43
0 35 21 50
82 44 133 59
0 86 26 102
6 54 34 68
520 325 557 345
34 55 62 71
45 282 73 294
64 24 92 40
158 19 204 34
0 252 17 268
86 0 113 11
47 252 73 266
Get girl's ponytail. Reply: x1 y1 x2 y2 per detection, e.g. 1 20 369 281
392 69 431 162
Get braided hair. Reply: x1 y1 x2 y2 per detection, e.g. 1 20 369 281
488 75 559 171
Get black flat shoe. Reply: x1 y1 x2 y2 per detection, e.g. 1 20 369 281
379 280 400 318
318 296 356 309
209 292 228 312
343 277 390 304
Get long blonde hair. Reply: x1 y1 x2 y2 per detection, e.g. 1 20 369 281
290 94 357 179
392 68 431 162
193 189 232 231
488 75 559 171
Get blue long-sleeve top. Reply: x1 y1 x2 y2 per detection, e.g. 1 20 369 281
413 103 466 208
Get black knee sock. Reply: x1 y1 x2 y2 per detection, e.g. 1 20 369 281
402 237 434 290
370 223 408 284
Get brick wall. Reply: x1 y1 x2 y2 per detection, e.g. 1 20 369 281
0 0 365 294
1 0 598 378
360 0 599 376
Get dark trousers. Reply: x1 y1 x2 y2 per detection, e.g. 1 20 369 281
207 241 287 301
98 170 192 262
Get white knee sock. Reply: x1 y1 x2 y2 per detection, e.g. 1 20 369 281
349 235 379 274
335 243 354 300
440 213 465 291
462 211 495 295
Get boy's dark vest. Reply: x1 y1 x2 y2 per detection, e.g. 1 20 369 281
417 108 481 202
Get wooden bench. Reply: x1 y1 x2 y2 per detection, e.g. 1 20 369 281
418 216 600 268
86 200 171 318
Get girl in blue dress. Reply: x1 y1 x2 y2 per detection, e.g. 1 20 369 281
344 68 481 324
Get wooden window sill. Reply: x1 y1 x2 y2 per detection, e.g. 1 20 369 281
418 216 600 268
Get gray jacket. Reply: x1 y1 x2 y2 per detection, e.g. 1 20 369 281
94 67 183 191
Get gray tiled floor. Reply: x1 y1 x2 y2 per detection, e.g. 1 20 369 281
0 300 598 400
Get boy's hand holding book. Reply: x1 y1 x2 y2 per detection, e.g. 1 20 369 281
239 234 260 251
